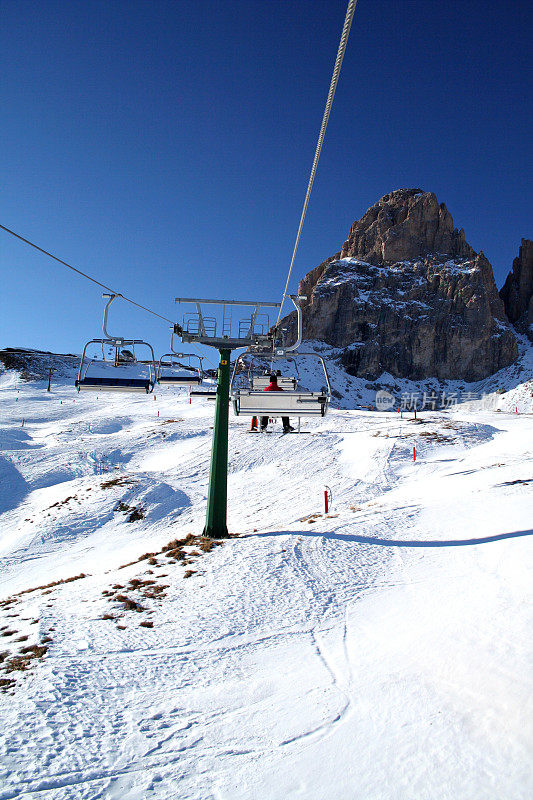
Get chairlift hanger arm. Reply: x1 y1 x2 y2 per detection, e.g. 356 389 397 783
102 293 123 343
273 295 306 354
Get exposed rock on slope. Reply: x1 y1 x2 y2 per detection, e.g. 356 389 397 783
499 239 533 340
0 348 78 380
282 189 518 381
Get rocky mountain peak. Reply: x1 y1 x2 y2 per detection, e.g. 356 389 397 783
499 238 533 340
340 188 475 265
281 190 518 382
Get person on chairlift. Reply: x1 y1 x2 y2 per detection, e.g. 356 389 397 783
251 373 294 434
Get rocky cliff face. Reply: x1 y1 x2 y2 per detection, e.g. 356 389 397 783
281 189 518 381
499 239 533 341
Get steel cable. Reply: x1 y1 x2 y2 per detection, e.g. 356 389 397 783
0 222 217 367
275 0 357 328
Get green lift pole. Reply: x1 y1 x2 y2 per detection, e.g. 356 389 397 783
203 348 231 538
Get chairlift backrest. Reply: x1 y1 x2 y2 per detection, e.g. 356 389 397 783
251 375 297 391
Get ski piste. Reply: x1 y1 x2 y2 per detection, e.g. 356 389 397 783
1 348 532 799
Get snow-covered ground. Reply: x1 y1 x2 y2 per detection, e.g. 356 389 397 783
0 354 532 799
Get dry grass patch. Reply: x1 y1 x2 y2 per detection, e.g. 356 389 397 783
299 513 322 523
100 476 135 489
114 595 145 613
115 500 144 518
1 642 50 691
418 431 453 443
0 574 87 607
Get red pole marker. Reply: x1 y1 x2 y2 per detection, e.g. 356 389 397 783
154 395 157 401
157 410 160 418
22 419 25 427
413 446 416 461
189 396 191 404
324 490 329 514
515 406 518 414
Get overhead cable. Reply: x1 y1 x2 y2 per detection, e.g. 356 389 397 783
0 223 175 325
275 0 357 328
0 222 218 368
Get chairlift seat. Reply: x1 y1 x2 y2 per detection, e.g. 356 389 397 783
233 389 329 417
75 376 153 393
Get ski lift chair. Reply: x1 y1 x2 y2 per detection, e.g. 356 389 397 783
75 294 157 394
157 329 206 389
230 295 331 421
157 353 203 386
232 353 331 418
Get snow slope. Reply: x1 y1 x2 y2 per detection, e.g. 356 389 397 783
0 362 532 800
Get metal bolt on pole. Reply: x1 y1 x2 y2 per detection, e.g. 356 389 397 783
203 348 231 538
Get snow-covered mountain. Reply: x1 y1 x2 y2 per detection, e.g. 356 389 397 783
0 348 532 799
281 189 521 381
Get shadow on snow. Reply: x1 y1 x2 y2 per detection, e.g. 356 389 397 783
254 528 533 548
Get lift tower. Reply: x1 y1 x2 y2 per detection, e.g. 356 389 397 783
174 298 282 538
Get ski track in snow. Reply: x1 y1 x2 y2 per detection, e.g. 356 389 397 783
0 368 532 800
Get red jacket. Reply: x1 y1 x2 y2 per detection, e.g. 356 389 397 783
263 381 283 392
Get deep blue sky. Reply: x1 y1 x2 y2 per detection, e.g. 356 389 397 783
1 0 531 357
